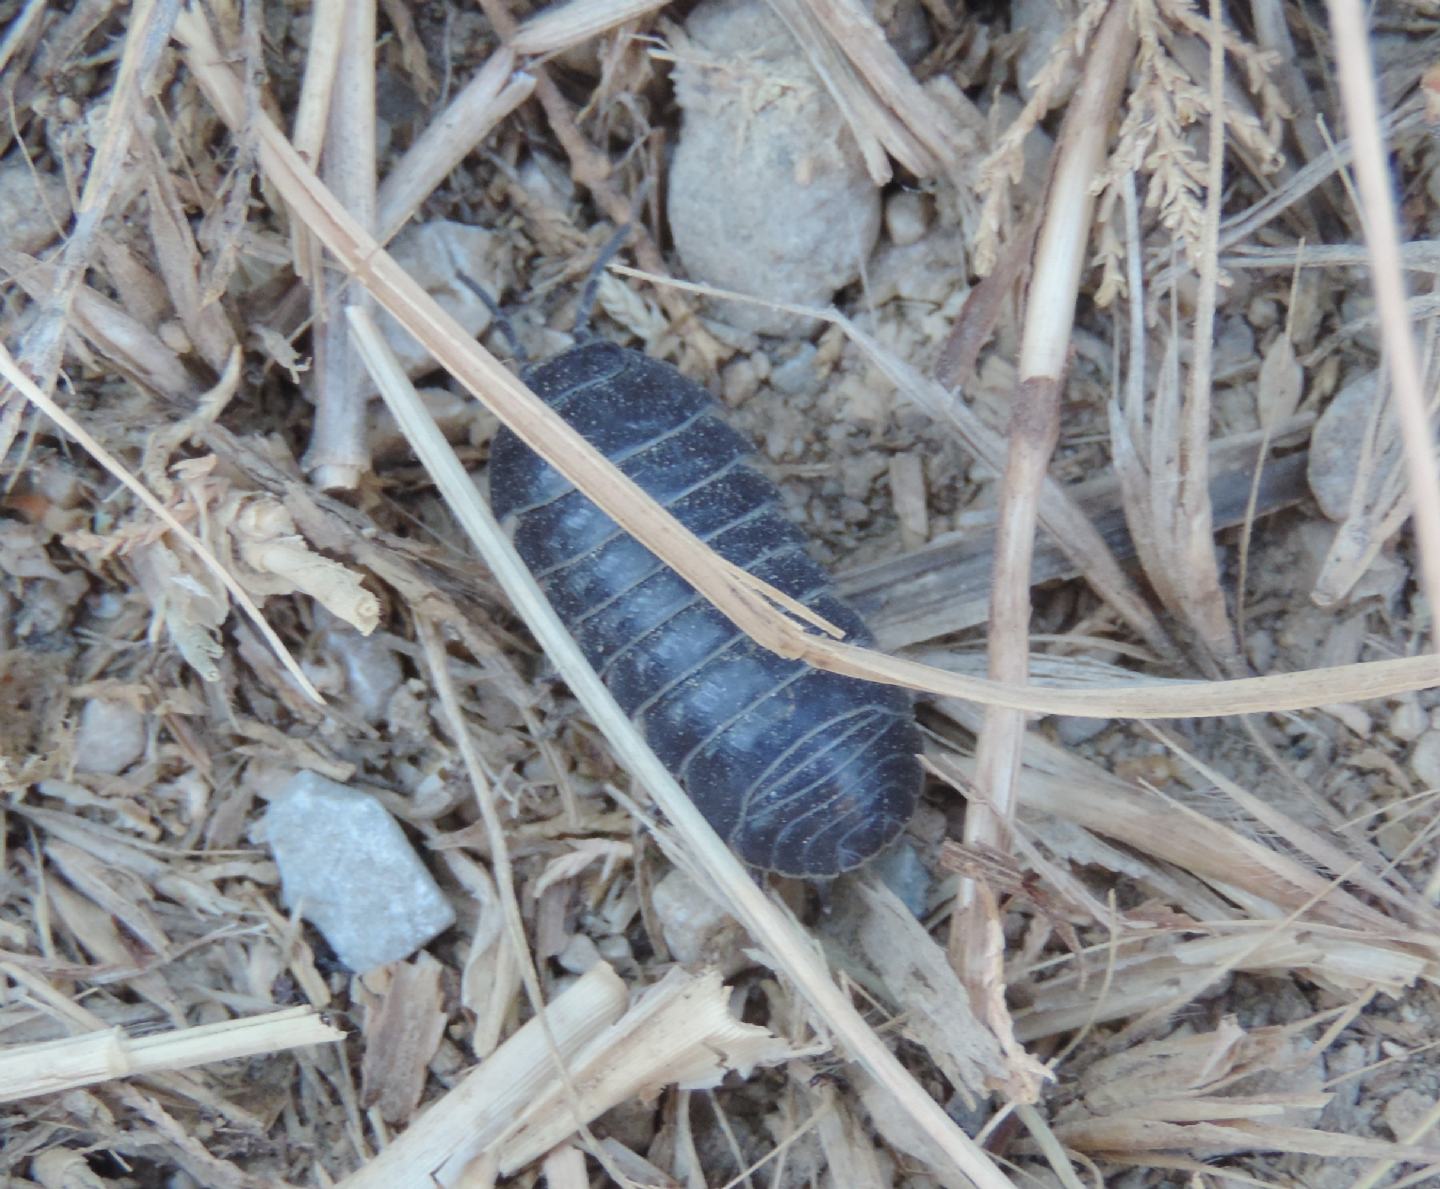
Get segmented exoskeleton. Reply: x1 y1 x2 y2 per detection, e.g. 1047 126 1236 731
489 337 922 877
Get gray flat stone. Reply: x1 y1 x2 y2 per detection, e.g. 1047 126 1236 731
262 771 455 973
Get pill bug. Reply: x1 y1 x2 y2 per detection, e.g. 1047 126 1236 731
485 275 922 877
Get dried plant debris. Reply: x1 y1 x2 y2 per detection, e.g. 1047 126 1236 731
2 0 1440 1184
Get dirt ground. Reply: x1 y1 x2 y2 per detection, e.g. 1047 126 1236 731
2 0 1440 1186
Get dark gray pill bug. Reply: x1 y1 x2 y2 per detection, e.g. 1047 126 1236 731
488 338 923 878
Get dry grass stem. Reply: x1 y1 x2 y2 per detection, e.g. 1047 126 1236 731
494 967 795 1174
1213 95 1423 257
350 306 619 1177
952 0 1137 1002
841 430 1308 647
510 0 669 56
1015 1102 1089 1189
340 963 629 1187
375 48 534 244
0 249 194 399
0 1008 343 1104
305 0 378 492
804 0 960 172
957 749 1410 938
1171 0 1242 670
1040 1014 1440 1164
140 138 239 373
854 876 1049 1100
0 0 47 88
777 0 955 181
288 0 346 282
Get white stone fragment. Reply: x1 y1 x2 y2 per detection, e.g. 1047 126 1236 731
769 343 819 395
651 868 741 970
1052 714 1109 747
1391 696 1427 743
667 0 881 335
1411 729 1440 793
377 220 506 377
74 699 146 774
884 190 930 247
322 619 403 723
555 932 602 975
262 771 455 972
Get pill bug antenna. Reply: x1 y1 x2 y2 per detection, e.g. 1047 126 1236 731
571 223 635 342
457 273 529 367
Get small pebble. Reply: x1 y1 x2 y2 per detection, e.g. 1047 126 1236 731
596 934 633 965
884 190 930 247
1382 1088 1436 1141
651 868 739 967
324 622 403 723
881 0 932 65
555 932 602 975
1246 628 1276 672
1339 289 1378 352
1052 715 1110 748
378 221 506 377
721 356 761 406
74 699 146 774
1390 696 1427 743
1213 315 1255 377
0 154 70 254
262 771 455 972
1410 729 1440 791
1248 296 1281 331
1012 0 1076 101
769 343 819 396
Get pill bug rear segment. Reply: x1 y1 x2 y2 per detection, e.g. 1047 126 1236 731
490 340 921 877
